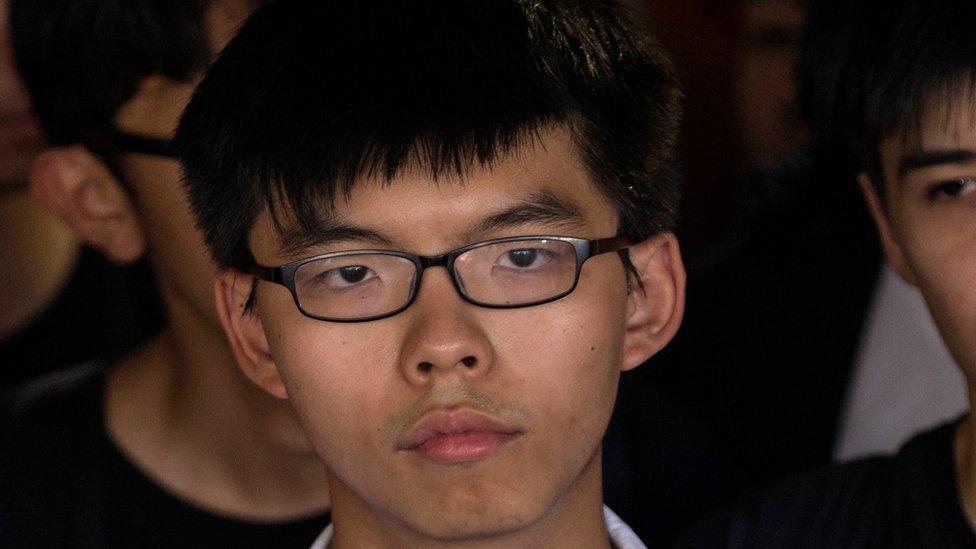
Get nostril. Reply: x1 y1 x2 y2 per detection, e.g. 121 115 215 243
461 356 476 368
418 362 434 373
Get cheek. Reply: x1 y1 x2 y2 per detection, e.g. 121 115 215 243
914 269 976 378
897 215 976 375
492 267 628 449
260 295 399 456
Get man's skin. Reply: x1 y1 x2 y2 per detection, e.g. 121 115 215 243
26 0 330 520
0 0 71 339
860 94 976 529
218 126 685 546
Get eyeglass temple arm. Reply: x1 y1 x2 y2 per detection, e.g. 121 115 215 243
590 235 633 255
248 264 283 284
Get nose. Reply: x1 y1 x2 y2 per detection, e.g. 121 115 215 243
398 267 494 386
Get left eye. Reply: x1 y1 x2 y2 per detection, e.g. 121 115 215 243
928 177 976 200
497 248 554 269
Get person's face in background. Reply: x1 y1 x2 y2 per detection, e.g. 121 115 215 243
29 1 253 329
0 0 44 189
861 91 976 381
636 0 808 253
735 0 808 170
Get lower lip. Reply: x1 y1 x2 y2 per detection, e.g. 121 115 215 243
412 432 520 464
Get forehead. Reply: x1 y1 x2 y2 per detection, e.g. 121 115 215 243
252 126 618 256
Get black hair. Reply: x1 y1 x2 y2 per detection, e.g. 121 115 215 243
10 0 243 147
175 0 682 270
797 0 976 188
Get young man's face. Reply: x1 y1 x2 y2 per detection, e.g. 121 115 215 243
864 94 976 379
235 127 681 541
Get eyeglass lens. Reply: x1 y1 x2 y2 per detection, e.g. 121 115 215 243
292 238 579 320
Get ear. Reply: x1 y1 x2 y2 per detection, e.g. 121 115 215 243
214 269 289 399
858 172 917 285
621 233 686 371
28 146 145 263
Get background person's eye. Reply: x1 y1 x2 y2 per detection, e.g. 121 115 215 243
927 177 976 200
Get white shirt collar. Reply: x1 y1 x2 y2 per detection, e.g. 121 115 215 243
309 505 646 549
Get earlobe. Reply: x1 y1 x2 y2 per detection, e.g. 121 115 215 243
858 173 917 285
621 233 686 371
214 270 290 399
28 146 146 263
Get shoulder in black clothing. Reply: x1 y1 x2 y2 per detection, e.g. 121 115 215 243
608 145 879 545
651 143 881 487
1 362 329 548
1 361 109 547
679 420 976 548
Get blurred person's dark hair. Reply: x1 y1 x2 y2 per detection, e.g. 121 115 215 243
797 0 976 192
10 0 258 148
175 0 682 272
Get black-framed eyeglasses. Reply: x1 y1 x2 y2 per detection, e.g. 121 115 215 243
249 235 633 322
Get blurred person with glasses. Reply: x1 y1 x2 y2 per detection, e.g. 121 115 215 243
1 1 331 546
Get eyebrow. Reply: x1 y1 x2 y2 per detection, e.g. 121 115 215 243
470 189 588 238
898 149 976 178
276 217 393 260
275 188 588 260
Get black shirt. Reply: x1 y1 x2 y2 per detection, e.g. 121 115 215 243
682 420 976 548
1 362 329 548
0 247 164 390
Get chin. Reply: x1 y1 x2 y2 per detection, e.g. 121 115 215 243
408 507 537 542
397 483 550 542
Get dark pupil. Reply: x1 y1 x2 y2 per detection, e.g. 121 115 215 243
507 249 537 268
339 265 369 283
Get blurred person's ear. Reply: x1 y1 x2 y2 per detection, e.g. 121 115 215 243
214 270 288 399
28 146 146 263
621 233 686 371
858 172 917 285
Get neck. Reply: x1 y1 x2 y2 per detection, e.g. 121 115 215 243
330 447 611 549
105 282 330 522
0 192 79 337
